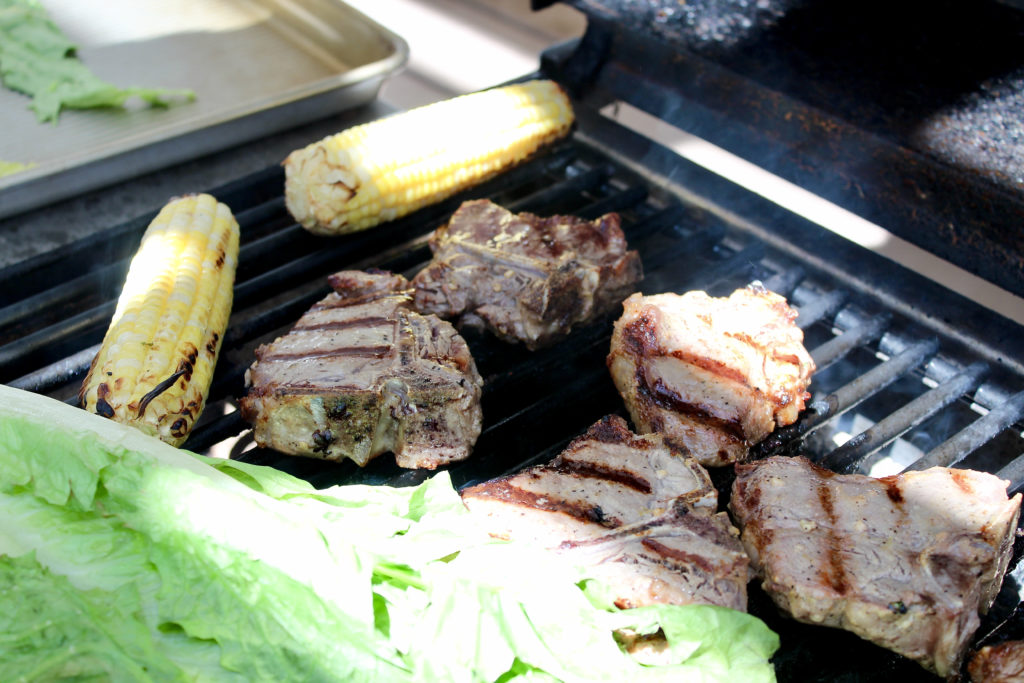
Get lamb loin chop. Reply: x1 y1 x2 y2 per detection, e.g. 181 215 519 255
240 270 483 469
607 284 814 467
730 455 1022 678
461 415 751 611
411 199 642 350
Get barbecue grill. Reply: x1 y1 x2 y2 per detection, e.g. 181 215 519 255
2 1 1023 680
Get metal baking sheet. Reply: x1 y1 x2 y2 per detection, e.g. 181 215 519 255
0 0 408 220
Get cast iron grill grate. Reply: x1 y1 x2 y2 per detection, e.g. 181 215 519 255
2 124 1023 681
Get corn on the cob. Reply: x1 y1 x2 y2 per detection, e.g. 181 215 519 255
80 193 239 447
284 79 575 236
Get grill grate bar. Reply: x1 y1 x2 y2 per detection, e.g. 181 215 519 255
232 196 291 238
0 262 126 339
0 301 113 383
448 364 616 488
794 290 848 330
642 242 766 295
820 361 990 472
576 185 648 219
754 337 940 458
907 389 1024 471
811 313 892 371
222 287 329 351
505 164 612 213
234 224 320 280
760 266 806 298
822 337 941 418
996 452 1024 495
183 410 247 453
9 343 100 394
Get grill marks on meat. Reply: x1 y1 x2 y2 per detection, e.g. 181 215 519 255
240 271 483 469
607 284 814 467
729 456 1022 678
411 199 643 350
461 415 750 611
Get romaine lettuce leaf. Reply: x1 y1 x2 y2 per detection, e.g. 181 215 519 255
0 0 194 122
0 159 32 177
0 384 779 681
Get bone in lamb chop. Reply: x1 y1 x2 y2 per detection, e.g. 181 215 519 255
461 415 751 611
729 455 1022 679
411 199 643 350
240 270 483 469
607 284 815 467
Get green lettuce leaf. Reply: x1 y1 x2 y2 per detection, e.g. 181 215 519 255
0 384 779 681
0 159 32 177
0 0 194 122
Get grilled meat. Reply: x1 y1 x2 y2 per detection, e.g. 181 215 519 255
411 199 642 350
730 455 1022 678
461 415 750 611
240 271 483 469
607 284 814 467
968 641 1024 682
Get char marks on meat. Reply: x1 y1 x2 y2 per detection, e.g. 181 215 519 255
240 270 483 469
607 284 814 467
411 199 643 350
730 455 1022 678
461 415 750 611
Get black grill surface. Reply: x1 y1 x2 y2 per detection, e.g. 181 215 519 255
3 101 1024 681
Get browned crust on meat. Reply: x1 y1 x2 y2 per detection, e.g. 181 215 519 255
730 455 1022 678
240 270 483 469
462 416 750 612
815 479 850 595
411 199 642 349
642 373 748 443
461 476 623 529
548 459 653 495
259 346 393 362
293 316 391 332
608 287 814 467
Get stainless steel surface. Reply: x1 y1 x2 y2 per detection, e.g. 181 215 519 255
0 101 395 268
0 0 408 220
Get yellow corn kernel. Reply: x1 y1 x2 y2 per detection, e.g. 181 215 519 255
284 79 575 236
80 193 239 446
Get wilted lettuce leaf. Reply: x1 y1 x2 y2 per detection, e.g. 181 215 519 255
0 159 32 177
0 0 194 122
0 384 779 682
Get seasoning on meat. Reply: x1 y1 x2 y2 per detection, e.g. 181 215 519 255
607 284 814 467
461 415 751 611
411 199 643 350
729 455 1022 678
239 270 483 469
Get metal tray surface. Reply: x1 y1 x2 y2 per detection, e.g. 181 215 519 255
0 0 408 220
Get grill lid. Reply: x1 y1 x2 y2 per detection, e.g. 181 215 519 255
541 0 1024 300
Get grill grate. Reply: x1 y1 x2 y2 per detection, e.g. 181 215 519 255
3 121 1024 680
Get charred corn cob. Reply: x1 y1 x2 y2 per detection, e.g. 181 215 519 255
284 79 574 236
80 193 239 447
